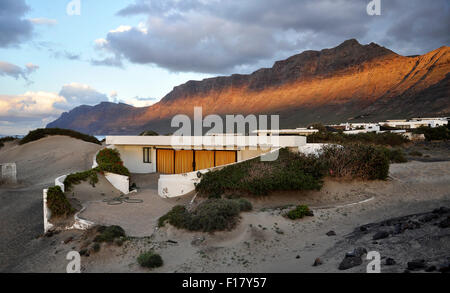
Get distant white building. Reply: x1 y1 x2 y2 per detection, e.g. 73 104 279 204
254 128 319 136
327 123 380 134
381 118 448 129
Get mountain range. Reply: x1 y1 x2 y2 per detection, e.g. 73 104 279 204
47 39 450 135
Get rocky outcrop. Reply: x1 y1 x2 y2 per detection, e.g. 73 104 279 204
47 39 450 135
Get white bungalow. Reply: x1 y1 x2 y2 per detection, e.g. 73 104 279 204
106 135 306 198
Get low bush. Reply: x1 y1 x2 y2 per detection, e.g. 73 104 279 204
321 144 390 180
138 251 163 269
413 126 449 141
379 147 407 163
139 130 159 136
0 136 17 149
158 205 190 228
64 169 99 191
20 128 100 145
409 151 423 157
94 225 126 243
46 186 75 217
307 131 409 147
286 205 313 220
159 199 245 232
196 148 326 197
96 148 130 176
233 198 253 212
189 199 241 232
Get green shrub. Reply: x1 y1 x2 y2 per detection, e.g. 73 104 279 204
94 225 126 243
47 186 75 217
189 199 241 232
20 128 100 145
196 148 325 197
233 198 253 212
96 148 130 176
158 205 191 228
139 130 159 136
321 144 389 180
413 126 449 141
0 136 17 149
64 169 99 191
138 251 163 268
307 131 409 147
92 242 101 252
286 205 314 220
159 199 244 232
380 147 407 163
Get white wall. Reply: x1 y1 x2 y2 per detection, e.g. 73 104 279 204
104 172 130 194
43 189 54 233
115 145 155 174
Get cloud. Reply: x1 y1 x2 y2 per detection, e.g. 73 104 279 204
0 91 65 121
0 0 33 48
96 0 449 74
0 61 39 81
57 83 109 110
124 96 158 107
29 18 57 26
0 83 111 134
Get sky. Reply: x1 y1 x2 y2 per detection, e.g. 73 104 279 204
0 0 449 135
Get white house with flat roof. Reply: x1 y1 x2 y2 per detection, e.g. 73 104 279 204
106 135 306 175
106 135 307 198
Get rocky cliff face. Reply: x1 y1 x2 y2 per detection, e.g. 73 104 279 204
47 39 450 135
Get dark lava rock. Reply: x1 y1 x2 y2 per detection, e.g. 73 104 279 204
339 256 362 270
373 231 390 240
313 258 323 266
407 259 426 271
438 262 450 273
433 207 450 215
79 249 89 256
326 230 336 236
296 255 300 259
438 217 450 228
64 237 74 244
360 226 368 232
418 214 439 223
385 258 396 266
425 266 437 272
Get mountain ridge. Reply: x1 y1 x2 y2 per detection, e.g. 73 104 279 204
47 39 450 135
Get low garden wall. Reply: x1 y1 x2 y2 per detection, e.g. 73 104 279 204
43 147 130 233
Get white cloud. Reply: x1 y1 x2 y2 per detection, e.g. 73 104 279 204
0 83 110 134
0 61 39 81
0 91 65 119
58 82 109 109
124 96 157 107
29 18 57 26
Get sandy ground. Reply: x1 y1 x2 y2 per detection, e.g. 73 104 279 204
8 159 449 273
1 137 449 273
0 136 102 272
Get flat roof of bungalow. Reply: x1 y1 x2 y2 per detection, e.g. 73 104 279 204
106 135 306 148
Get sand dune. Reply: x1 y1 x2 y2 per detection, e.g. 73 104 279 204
0 136 102 272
